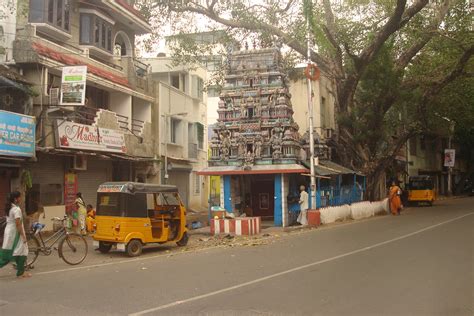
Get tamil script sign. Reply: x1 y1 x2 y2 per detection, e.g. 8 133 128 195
444 149 455 167
60 66 87 106
0 110 36 157
55 120 126 153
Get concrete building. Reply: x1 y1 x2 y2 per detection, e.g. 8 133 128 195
7 0 157 218
142 57 209 211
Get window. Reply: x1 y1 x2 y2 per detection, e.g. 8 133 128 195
420 136 426 151
80 13 113 53
29 0 70 32
197 77 204 100
320 97 327 128
171 75 180 89
170 118 180 144
196 123 204 149
194 172 201 195
409 137 417 156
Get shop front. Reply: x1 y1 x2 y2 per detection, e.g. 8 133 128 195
0 110 36 216
199 164 309 226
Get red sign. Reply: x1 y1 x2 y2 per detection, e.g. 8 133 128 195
64 173 78 214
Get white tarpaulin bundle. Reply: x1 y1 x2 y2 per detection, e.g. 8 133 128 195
319 198 389 224
319 205 351 224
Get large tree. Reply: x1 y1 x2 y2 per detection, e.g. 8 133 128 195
142 0 473 199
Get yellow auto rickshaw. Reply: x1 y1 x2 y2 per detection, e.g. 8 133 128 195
408 176 436 206
93 182 188 257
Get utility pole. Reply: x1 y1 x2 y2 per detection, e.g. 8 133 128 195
306 0 317 209
447 121 455 196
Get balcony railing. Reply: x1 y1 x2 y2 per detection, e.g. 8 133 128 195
116 113 129 131
132 118 145 134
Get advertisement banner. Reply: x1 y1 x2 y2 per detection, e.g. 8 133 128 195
64 173 78 215
56 120 127 153
444 149 455 167
60 66 87 105
0 110 36 157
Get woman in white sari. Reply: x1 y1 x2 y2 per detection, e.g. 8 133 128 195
0 191 31 278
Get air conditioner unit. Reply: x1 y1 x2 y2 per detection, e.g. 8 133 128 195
73 155 87 171
49 88 59 105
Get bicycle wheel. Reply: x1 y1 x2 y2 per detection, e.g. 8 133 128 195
58 233 88 265
26 233 40 267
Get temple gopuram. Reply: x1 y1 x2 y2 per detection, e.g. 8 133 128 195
199 46 310 226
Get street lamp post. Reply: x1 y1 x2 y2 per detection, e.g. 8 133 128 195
306 1 317 209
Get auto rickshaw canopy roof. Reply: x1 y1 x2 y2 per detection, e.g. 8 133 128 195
97 182 179 194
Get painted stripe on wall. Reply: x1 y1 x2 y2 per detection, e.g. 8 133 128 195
224 175 232 212
236 220 242 235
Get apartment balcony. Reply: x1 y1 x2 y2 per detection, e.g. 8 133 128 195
13 26 151 96
40 106 153 158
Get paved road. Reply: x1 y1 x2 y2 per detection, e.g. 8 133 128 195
1 198 473 315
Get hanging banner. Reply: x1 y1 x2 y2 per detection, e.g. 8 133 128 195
55 120 127 153
444 149 455 167
64 173 78 215
60 66 87 105
0 110 36 157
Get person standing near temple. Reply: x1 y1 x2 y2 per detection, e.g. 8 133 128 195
297 185 309 226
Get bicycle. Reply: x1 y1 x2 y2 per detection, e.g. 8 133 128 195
26 215 88 267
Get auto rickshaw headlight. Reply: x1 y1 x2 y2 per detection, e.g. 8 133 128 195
127 183 134 192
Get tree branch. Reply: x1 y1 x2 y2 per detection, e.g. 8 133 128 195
396 0 451 71
167 1 331 72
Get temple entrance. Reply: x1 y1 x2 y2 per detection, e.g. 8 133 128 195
250 175 274 219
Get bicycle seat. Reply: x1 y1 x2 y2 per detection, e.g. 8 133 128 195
31 222 45 233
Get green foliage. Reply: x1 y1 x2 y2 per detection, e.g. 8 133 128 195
150 0 473 197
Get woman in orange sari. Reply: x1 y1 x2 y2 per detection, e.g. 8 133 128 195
389 181 402 215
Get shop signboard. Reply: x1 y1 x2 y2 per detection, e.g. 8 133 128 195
444 149 455 167
60 66 87 106
64 173 78 215
55 120 127 153
0 110 36 157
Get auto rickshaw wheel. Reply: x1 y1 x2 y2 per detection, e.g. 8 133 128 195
126 239 143 257
176 232 189 247
98 242 113 254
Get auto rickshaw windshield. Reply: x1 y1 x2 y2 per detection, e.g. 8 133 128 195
158 192 182 206
97 192 148 218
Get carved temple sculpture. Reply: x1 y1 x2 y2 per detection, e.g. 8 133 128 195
210 46 302 169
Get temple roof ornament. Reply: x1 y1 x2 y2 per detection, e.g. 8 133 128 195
210 48 302 167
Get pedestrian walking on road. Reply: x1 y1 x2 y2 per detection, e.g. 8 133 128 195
75 193 87 235
297 185 309 225
0 191 31 278
389 181 402 215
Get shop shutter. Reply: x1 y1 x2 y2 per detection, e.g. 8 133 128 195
28 154 65 206
77 158 112 208
168 170 190 208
